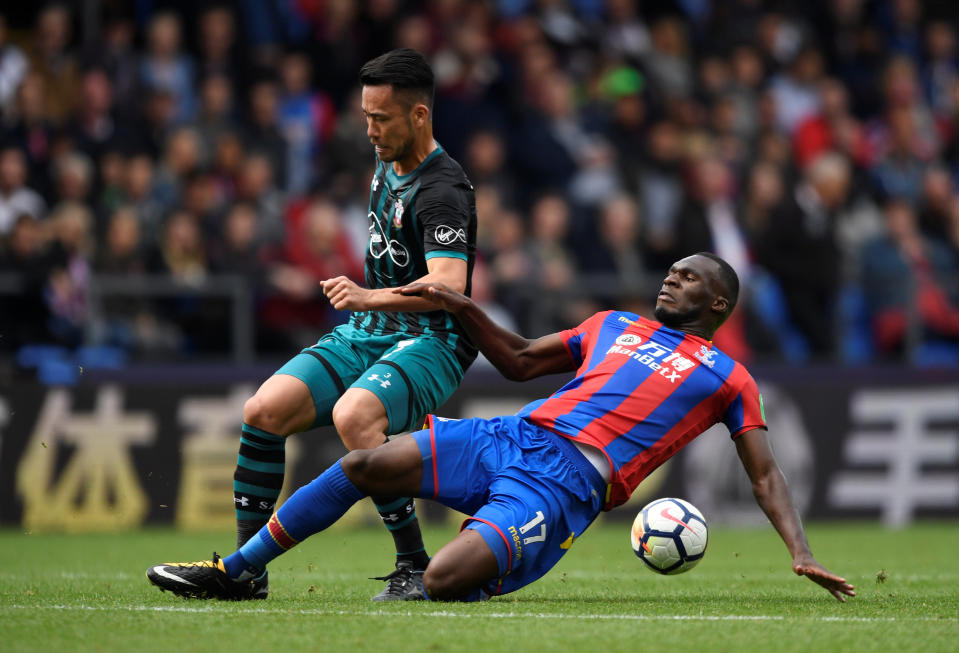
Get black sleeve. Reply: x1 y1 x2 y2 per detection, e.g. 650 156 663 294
416 175 475 259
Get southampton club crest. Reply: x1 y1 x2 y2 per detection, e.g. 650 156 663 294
393 199 404 227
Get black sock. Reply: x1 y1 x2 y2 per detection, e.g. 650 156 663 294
234 423 286 549
372 496 430 570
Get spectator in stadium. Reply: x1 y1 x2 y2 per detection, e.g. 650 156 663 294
196 4 249 97
223 49 479 603
0 213 52 349
860 198 959 359
277 49 335 195
147 209 206 284
67 68 124 163
193 73 237 165
152 126 202 212
768 45 825 136
51 150 94 206
755 151 850 358
94 148 126 218
525 191 584 333
139 11 196 124
0 13 28 113
634 120 685 273
235 152 285 246
44 201 93 346
120 152 164 245
920 20 959 120
95 206 145 276
0 146 46 237
93 206 152 350
577 192 655 311
208 201 270 286
257 195 363 338
2 72 54 189
85 10 138 115
242 76 288 190
26 3 80 125
147 252 856 604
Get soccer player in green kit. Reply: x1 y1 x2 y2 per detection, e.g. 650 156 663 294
233 49 477 601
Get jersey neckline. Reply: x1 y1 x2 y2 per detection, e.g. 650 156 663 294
385 142 445 184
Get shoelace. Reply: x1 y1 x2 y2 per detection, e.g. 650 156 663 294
371 566 416 595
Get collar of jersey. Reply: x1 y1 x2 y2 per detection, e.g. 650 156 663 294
646 318 713 348
385 143 444 185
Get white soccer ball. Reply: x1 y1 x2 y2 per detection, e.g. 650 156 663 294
630 497 708 575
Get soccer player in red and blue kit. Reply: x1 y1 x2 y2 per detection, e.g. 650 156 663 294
147 253 856 603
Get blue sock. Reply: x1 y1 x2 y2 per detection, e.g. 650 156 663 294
223 460 365 578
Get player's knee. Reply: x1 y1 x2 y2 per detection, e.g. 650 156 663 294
339 449 379 490
332 401 386 450
243 395 290 436
422 563 474 601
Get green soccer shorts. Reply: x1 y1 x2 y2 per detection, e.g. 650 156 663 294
274 323 465 434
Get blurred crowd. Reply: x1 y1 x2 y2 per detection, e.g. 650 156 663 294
1 0 959 367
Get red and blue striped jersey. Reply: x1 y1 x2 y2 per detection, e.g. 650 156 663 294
517 311 766 510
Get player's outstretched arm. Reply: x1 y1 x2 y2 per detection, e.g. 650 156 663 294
397 282 574 381
735 428 856 602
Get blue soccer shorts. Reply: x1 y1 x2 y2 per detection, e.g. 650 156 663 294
411 415 607 597
274 323 464 434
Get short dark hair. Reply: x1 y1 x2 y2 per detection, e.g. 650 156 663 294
359 48 434 111
695 251 739 317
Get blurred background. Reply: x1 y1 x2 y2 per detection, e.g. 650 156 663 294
0 0 956 533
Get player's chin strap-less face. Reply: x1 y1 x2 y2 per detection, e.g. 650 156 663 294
655 256 728 335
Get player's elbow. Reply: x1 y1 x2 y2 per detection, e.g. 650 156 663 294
750 466 783 502
446 277 467 294
499 364 530 382
496 356 536 382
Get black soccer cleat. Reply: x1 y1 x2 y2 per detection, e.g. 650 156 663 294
146 552 256 600
251 571 268 600
370 560 426 601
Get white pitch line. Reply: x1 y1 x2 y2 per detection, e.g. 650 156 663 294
0 604 955 623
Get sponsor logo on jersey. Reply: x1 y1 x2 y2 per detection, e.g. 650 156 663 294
434 225 467 244
694 345 718 368
368 211 411 267
606 333 697 383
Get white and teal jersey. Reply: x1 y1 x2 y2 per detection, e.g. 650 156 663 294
351 145 478 370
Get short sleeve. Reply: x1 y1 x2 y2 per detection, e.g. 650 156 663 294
559 311 613 369
416 177 474 260
722 369 768 438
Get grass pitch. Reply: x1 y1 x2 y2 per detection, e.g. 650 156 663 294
1 521 956 653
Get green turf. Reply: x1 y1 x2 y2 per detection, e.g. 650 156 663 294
1 521 956 652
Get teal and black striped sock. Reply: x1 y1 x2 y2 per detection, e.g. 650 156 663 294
373 496 430 570
234 423 286 548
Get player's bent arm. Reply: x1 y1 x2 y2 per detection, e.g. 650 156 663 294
398 282 575 381
735 428 856 602
322 257 467 312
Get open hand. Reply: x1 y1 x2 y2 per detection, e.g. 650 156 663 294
793 554 856 602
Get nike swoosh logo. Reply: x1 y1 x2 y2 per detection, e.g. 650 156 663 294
660 507 694 532
151 566 198 587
